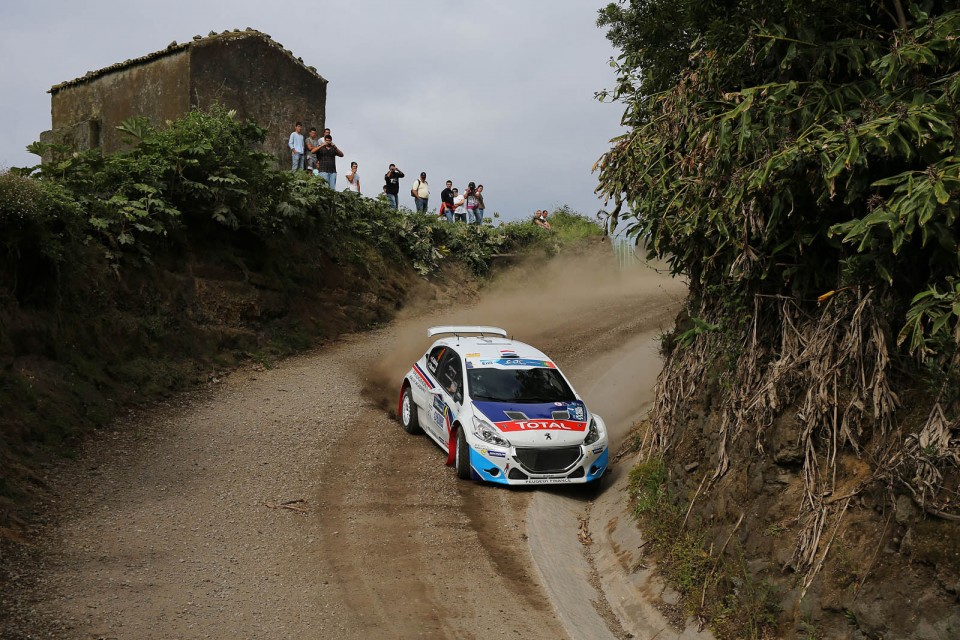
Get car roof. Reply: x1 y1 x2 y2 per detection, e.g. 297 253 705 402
431 335 554 365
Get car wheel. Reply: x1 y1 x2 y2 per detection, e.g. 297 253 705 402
454 427 472 480
400 387 423 435
584 474 604 496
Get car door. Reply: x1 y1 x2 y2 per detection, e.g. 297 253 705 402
421 346 449 442
430 349 464 448
411 345 445 412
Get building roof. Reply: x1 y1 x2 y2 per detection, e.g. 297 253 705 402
49 28 327 94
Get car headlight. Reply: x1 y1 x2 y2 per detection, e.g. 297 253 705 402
584 417 602 446
472 415 510 447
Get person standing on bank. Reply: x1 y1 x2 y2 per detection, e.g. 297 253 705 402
304 127 322 170
346 161 361 194
384 164 405 209
288 121 305 171
440 180 455 222
475 184 486 224
464 182 479 223
452 188 466 222
411 172 430 213
534 209 551 229
315 133 344 189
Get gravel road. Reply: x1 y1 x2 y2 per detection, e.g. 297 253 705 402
3 251 684 639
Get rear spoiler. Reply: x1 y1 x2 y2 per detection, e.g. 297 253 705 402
427 325 507 338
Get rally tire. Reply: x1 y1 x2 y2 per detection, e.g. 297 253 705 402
584 474 605 496
454 427 472 480
400 387 423 435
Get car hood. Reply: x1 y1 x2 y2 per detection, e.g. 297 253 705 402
473 400 590 446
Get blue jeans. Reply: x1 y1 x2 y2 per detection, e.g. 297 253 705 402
415 197 428 213
474 208 484 224
386 194 398 209
291 152 304 171
319 172 336 190
443 206 454 222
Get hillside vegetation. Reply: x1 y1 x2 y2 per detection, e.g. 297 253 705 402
597 1 959 638
0 106 602 535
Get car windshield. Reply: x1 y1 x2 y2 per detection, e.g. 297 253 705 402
467 367 576 403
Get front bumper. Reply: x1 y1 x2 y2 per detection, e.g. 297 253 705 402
468 442 608 485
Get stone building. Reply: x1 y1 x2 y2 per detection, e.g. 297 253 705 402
40 29 327 166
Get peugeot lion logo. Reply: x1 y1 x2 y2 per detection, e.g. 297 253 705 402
544 433 552 440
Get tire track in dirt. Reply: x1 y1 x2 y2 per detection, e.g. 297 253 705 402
310 336 564 639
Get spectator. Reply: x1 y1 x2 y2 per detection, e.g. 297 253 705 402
475 185 486 224
346 161 361 194
453 188 467 222
288 121 305 171
384 164 405 209
440 180 455 222
411 172 430 213
315 133 344 189
464 182 479 223
304 127 322 170
534 209 551 229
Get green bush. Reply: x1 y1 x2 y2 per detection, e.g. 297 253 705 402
597 4 960 364
548 205 604 245
0 171 87 303
18 105 565 278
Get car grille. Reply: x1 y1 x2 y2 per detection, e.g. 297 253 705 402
514 446 582 474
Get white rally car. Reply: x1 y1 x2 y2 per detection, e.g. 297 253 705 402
397 326 609 485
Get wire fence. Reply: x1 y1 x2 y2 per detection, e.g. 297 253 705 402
611 234 643 270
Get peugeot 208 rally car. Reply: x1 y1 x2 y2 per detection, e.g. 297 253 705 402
398 326 608 485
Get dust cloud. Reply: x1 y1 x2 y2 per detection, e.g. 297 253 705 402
362 246 686 431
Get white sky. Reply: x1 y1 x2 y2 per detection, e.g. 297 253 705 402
0 1 624 222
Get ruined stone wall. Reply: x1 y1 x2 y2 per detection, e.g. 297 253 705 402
189 38 326 166
49 51 191 154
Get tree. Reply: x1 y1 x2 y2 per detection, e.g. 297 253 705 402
595 0 960 595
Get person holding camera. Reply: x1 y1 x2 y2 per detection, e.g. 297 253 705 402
315 133 344 189
384 164 405 209
464 182 479 223
346 161 361 194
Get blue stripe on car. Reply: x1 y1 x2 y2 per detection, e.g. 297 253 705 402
472 400 586 422
587 450 609 481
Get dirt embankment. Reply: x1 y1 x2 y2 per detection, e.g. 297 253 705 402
1 248 686 639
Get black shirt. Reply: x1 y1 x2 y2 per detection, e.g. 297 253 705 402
315 144 341 173
441 187 454 206
384 169 405 195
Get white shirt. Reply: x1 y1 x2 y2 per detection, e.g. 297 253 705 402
288 131 304 153
346 171 360 193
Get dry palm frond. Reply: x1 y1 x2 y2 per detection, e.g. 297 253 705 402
892 402 960 514
646 288 925 575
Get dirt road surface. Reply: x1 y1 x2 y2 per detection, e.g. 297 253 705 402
3 251 685 639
